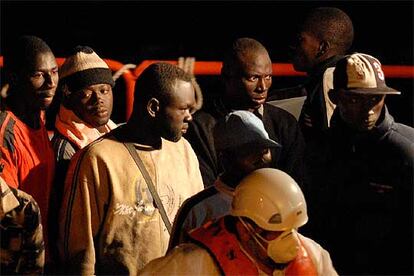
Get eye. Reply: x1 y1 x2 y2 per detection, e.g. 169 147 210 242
371 96 380 103
264 75 272 81
101 88 109 94
245 75 258 82
31 72 43 79
81 90 92 99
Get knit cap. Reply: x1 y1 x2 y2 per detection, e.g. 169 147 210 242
59 45 115 92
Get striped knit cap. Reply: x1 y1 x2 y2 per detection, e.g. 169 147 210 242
59 46 114 92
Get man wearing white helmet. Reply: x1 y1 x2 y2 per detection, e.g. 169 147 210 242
140 168 337 275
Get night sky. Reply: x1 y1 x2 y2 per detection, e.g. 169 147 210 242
1 1 413 125
2 1 413 64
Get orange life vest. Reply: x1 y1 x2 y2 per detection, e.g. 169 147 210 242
190 217 318 276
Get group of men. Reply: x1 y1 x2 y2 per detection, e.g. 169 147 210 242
0 6 413 276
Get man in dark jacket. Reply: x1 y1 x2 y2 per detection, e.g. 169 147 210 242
311 53 413 275
185 37 305 187
290 7 354 142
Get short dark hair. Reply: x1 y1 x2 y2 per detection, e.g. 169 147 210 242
301 7 354 53
132 62 192 110
221 37 269 77
3 35 53 76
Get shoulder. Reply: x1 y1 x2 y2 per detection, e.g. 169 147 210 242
299 234 338 276
178 186 219 219
386 122 414 160
140 243 219 275
51 132 77 161
84 134 122 156
5 183 42 224
190 110 217 130
263 103 299 123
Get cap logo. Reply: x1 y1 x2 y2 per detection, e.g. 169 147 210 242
373 62 385 80
333 53 400 95
268 213 282 224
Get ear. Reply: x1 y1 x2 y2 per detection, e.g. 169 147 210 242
317 40 331 58
147 97 160 118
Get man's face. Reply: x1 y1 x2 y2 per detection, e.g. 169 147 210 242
291 31 321 73
337 91 385 131
158 80 195 142
240 218 284 263
234 147 272 176
222 147 272 182
71 83 113 128
20 51 58 110
225 51 272 110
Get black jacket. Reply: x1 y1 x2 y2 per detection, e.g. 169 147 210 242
311 106 414 275
184 100 305 188
299 55 343 141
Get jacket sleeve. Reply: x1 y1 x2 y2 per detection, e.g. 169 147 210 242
301 235 338 276
18 193 45 275
58 148 107 275
139 243 220 275
0 136 20 189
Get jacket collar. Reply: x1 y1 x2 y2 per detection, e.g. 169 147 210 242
308 55 344 79
55 105 118 149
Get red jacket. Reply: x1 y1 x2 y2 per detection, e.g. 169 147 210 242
190 217 317 276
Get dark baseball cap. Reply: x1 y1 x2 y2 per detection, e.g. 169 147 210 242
332 53 401 95
214 110 281 151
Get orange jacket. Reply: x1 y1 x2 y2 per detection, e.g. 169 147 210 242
190 217 317 276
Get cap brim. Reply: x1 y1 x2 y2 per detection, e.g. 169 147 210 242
346 87 401 95
256 139 281 149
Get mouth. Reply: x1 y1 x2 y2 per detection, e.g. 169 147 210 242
362 118 376 129
38 91 54 99
181 124 189 134
252 96 266 105
37 92 54 105
92 108 109 118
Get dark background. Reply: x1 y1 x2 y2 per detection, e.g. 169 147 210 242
1 0 413 125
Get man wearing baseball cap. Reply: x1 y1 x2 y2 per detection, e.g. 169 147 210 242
168 110 281 249
311 53 413 275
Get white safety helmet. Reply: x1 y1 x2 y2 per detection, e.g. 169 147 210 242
231 168 308 231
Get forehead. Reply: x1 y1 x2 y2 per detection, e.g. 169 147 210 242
82 83 112 90
27 51 57 71
238 51 272 74
168 79 195 104
341 91 383 99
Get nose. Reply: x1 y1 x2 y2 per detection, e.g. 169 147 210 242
257 77 269 92
91 91 105 104
45 72 57 88
184 109 192 122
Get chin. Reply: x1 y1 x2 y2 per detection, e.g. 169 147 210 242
163 132 182 143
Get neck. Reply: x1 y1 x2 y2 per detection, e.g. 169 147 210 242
8 99 42 129
124 118 162 148
221 171 244 189
238 233 274 275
